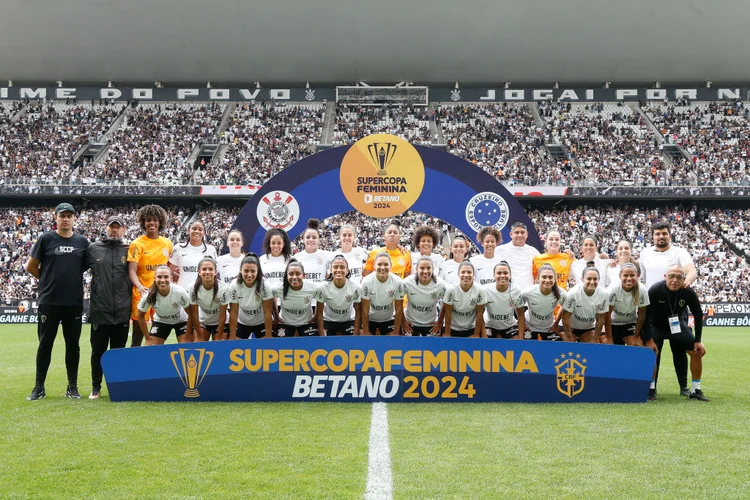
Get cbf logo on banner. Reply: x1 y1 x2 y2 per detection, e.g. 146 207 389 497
101 337 655 403
234 133 542 252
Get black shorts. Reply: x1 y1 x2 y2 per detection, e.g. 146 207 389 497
150 321 188 340
369 320 395 336
612 323 637 345
487 326 518 339
572 328 593 337
450 328 474 338
203 324 228 336
654 329 696 352
409 325 437 337
528 330 562 341
324 320 355 336
275 323 319 337
236 323 267 339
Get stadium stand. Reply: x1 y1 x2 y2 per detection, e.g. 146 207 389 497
332 104 435 145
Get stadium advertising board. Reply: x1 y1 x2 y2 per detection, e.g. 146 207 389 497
101 337 655 403
0 85 745 102
233 133 544 252
0 300 90 324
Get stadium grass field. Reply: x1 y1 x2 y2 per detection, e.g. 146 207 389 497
1 325 748 499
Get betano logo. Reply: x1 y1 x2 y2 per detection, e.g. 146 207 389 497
170 348 214 398
555 352 587 398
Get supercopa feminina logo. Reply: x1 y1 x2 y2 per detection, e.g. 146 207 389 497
170 348 213 398
465 192 510 232
256 190 300 231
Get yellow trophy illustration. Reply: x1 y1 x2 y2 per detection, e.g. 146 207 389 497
170 348 214 398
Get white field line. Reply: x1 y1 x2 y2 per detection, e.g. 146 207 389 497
364 402 393 500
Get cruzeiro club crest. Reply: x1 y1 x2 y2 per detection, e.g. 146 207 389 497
367 142 397 176
465 192 510 233
555 352 587 398
170 348 214 398
256 190 300 230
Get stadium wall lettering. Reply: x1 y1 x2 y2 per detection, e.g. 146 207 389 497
231 133 544 252
0 86 746 102
101 336 655 403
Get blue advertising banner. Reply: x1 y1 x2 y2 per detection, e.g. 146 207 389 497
101 337 655 403
231 134 543 253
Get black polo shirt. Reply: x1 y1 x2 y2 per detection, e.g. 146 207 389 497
30 231 90 306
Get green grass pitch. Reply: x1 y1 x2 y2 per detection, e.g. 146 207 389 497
1 325 748 499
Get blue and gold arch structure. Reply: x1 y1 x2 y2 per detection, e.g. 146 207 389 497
232 134 542 253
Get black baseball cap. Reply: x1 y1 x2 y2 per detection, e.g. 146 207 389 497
107 215 125 227
55 203 76 215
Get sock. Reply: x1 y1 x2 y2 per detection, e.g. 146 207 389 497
692 380 701 392
650 381 656 389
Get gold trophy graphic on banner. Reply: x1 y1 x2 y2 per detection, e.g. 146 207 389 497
367 142 397 175
170 348 214 398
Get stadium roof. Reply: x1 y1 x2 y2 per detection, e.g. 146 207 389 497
1 0 748 84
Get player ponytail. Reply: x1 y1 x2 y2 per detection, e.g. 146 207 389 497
146 265 172 306
620 262 640 307
415 255 437 284
326 254 352 281
538 263 560 301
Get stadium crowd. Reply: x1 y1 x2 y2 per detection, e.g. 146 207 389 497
1 101 124 184
332 104 435 145
196 103 324 185
436 103 564 185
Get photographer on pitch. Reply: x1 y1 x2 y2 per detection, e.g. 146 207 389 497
84 215 131 399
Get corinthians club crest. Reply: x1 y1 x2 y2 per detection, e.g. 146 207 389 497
555 352 587 398
367 142 397 176
171 348 214 398
256 190 300 230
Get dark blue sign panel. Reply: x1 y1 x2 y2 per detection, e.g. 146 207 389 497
102 337 655 403
232 134 543 253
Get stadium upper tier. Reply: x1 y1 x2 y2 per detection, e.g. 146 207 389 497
0 100 748 187
1 203 748 304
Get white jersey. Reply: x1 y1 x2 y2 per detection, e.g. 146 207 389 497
402 275 447 327
639 245 694 289
483 284 521 330
607 281 650 325
169 243 218 290
258 254 289 289
469 252 507 286
605 261 646 288
499 242 540 290
443 283 488 330
437 259 462 285
138 284 190 325
361 273 405 322
216 253 243 285
294 250 331 283
190 281 231 325
562 284 610 330
570 257 610 290
410 252 445 276
337 247 368 282
515 285 567 332
314 279 362 322
273 281 318 326
230 280 274 326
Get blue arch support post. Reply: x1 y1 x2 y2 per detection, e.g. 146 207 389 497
231 134 542 253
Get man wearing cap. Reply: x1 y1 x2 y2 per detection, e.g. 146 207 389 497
499 222 540 290
84 215 131 399
25 203 90 401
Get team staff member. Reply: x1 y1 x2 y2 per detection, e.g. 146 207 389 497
137 265 193 345
640 221 698 397
128 205 173 347
363 220 411 279
499 222 540 290
84 215 130 400
26 203 90 401
645 264 709 402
